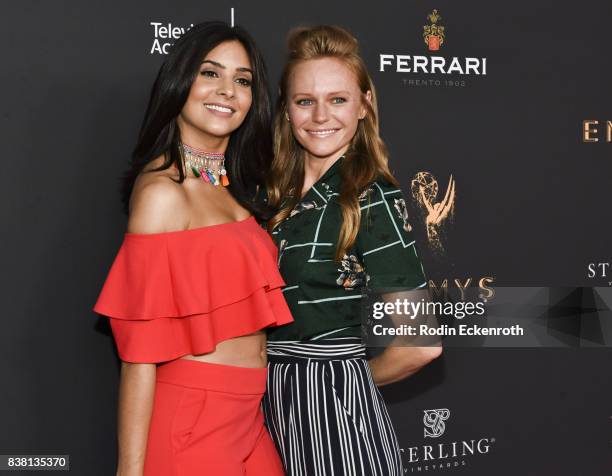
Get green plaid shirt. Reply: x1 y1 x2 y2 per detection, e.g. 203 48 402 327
267 156 427 341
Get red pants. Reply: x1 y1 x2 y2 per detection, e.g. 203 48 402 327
143 358 284 475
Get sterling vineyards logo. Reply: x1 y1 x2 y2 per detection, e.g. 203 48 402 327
402 408 496 472
379 9 488 88
424 408 450 438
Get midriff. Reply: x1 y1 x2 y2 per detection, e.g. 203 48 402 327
180 330 267 368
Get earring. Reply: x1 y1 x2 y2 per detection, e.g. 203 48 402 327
285 111 290 122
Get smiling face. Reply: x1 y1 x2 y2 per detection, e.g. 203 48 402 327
178 40 253 150
287 57 369 162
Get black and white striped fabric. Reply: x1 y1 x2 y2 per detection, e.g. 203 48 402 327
263 337 404 476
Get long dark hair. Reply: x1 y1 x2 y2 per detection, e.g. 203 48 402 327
122 21 273 220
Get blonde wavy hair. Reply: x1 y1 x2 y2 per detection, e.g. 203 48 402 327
267 25 398 260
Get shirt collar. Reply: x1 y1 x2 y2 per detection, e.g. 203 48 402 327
300 155 344 206
317 155 344 184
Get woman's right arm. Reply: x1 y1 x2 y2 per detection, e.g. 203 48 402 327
116 362 156 476
115 177 189 475
357 183 442 385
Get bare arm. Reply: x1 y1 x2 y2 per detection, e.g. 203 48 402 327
368 345 442 386
116 175 189 475
367 289 443 386
116 362 156 476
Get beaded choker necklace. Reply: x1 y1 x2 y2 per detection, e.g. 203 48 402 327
180 143 229 187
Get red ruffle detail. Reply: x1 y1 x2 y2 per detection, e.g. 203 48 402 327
93 217 293 363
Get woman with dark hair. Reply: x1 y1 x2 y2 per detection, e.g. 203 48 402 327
94 21 291 476
263 25 442 475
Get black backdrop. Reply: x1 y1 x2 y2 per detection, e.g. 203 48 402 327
1 1 611 474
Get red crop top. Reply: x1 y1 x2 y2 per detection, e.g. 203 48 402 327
93 216 293 363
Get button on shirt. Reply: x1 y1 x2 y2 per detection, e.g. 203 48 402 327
267 157 428 342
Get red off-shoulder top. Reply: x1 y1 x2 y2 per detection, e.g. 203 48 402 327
93 216 293 363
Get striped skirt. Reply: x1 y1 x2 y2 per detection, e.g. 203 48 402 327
263 337 404 476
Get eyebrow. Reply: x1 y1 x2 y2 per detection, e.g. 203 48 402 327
202 59 253 74
291 90 352 99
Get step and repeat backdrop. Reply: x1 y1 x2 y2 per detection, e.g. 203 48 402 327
1 1 611 474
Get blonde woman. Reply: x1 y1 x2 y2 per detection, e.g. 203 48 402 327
263 26 442 475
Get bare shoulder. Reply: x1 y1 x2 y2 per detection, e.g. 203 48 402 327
127 171 189 234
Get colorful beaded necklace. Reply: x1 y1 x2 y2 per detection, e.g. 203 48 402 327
180 143 229 187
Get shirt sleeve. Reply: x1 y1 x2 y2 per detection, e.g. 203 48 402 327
355 181 428 292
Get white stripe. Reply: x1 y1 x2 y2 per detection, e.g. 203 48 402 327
285 242 333 250
360 200 383 210
310 326 352 340
321 368 336 475
346 361 362 475
362 240 403 256
267 346 364 354
353 361 382 474
267 346 363 353
350 361 376 472
365 363 394 473
353 362 383 474
313 361 326 475
383 189 401 195
339 360 356 475
288 377 298 475
310 204 328 258
264 369 281 467
268 342 362 349
267 344 365 353
274 365 286 460
282 285 299 292
268 337 362 345
312 186 328 203
329 365 348 475
296 363 306 474
278 345 363 351
298 294 363 304
306 363 320 475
